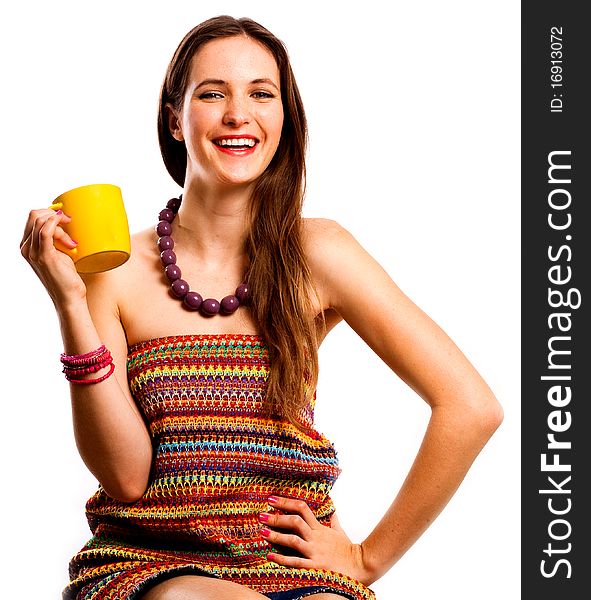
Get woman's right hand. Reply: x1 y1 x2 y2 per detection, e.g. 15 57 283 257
20 208 86 308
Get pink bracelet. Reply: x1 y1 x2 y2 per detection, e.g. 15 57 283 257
60 345 108 366
60 345 115 385
65 362 115 385
63 356 113 378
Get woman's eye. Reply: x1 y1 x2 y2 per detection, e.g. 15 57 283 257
199 91 224 100
252 91 274 99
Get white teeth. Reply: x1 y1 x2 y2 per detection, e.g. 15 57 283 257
216 138 256 147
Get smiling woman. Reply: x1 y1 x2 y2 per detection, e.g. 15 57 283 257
165 35 284 187
19 13 503 600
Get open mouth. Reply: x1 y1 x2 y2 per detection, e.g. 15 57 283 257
212 137 259 155
213 137 257 148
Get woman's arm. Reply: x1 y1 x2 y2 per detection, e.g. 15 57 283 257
313 219 503 580
21 209 152 502
263 218 503 584
62 272 153 502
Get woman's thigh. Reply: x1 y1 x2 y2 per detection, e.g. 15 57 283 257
140 575 269 600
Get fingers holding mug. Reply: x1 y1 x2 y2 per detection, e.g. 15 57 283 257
21 208 75 263
20 207 53 250
47 210 78 251
21 208 88 306
36 210 76 258
20 208 57 260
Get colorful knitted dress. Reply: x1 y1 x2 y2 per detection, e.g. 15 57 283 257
64 334 375 599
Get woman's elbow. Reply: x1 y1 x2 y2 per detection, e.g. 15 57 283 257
88 447 153 503
103 478 148 503
98 465 151 503
468 394 504 440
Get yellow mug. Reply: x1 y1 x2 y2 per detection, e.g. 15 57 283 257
50 183 131 274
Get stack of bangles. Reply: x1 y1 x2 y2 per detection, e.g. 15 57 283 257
60 344 115 385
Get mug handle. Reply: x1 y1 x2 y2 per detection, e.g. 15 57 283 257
48 202 63 210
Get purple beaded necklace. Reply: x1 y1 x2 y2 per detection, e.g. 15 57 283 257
156 195 250 317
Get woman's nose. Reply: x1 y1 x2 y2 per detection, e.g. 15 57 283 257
222 97 251 127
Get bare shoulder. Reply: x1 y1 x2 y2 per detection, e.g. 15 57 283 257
301 218 341 309
301 217 376 310
301 217 351 246
81 227 157 311
129 226 159 267
301 218 358 275
301 220 500 419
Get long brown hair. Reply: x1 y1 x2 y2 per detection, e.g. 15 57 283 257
157 16 324 427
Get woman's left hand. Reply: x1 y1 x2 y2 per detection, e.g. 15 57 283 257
260 496 373 585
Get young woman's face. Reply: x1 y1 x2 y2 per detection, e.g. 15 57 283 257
170 35 284 189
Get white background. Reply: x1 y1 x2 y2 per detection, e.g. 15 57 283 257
2 1 520 598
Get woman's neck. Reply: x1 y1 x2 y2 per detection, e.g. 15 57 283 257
173 179 252 265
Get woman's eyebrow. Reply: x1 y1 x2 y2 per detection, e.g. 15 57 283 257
251 78 280 91
195 78 279 91
195 78 226 89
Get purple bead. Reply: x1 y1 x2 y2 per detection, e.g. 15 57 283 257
159 208 175 223
171 279 189 298
154 197 251 320
220 295 239 314
235 283 249 303
160 249 177 266
166 197 182 212
183 291 203 310
201 298 220 316
158 236 174 251
156 220 172 237
165 264 181 282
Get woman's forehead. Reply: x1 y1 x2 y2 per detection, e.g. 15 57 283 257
189 36 280 85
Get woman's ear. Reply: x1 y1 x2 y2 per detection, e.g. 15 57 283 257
166 103 184 142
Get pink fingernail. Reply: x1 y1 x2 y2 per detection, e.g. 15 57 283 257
259 513 269 523
268 496 278 504
56 209 63 215
261 528 270 537
70 239 78 246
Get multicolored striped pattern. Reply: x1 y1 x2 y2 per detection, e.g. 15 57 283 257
64 334 375 599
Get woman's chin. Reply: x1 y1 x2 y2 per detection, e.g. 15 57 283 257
186 161 267 190
215 171 261 188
